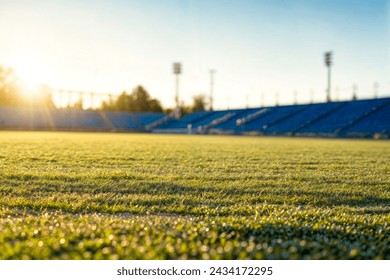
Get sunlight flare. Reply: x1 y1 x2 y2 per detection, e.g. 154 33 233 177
11 57 49 97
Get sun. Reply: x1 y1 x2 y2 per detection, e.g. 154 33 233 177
11 57 50 96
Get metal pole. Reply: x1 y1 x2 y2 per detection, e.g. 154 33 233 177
374 82 379 99
327 65 331 102
325 51 332 102
68 91 71 107
173 62 181 118
293 90 297 105
175 74 179 108
310 89 314 104
261 91 264 107
90 92 94 109
335 86 340 101
209 70 215 111
79 91 83 109
352 84 357 100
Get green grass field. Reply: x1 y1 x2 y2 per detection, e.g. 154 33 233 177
0 132 389 259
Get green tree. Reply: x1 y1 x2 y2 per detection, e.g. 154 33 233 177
130 86 149 112
101 86 163 113
170 94 207 117
115 91 131 111
191 94 207 112
148 98 163 113
101 95 117 111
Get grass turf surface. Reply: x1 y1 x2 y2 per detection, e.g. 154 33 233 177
0 131 389 259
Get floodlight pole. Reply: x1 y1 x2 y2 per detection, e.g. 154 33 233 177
324 51 333 102
310 89 314 104
173 62 182 119
68 91 72 107
175 74 179 107
209 69 216 111
261 91 264 107
352 84 358 100
90 92 94 109
374 82 379 99
293 90 297 105
327 64 331 102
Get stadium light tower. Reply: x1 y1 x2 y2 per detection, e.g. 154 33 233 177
310 89 314 104
374 82 379 99
352 84 358 100
293 90 298 105
260 91 265 107
324 51 333 102
209 69 216 111
173 62 182 119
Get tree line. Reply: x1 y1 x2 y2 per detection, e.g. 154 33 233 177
102 86 207 114
0 65 207 114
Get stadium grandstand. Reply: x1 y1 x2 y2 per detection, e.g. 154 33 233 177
0 97 389 138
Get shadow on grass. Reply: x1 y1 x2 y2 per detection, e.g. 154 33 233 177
1 177 389 213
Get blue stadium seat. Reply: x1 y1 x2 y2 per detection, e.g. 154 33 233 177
299 99 388 134
104 112 140 129
266 102 341 134
343 101 390 136
214 108 259 130
0 106 53 129
242 105 305 131
134 113 166 126
190 110 234 128
158 111 212 129
51 109 107 129
0 98 388 136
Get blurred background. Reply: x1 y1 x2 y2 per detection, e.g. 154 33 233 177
0 0 389 111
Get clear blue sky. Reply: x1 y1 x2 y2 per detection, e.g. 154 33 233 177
0 0 389 108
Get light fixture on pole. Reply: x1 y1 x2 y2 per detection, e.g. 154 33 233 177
310 89 314 104
173 62 182 119
324 51 333 102
352 84 358 100
335 86 340 101
260 91 264 107
293 90 297 105
374 82 379 99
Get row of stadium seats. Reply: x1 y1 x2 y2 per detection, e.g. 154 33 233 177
155 97 390 137
1 98 389 137
0 107 165 131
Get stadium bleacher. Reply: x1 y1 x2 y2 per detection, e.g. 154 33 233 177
0 107 166 132
297 99 389 135
213 108 259 131
0 106 53 129
343 101 390 137
265 102 342 134
157 111 212 129
242 104 306 132
0 97 389 137
51 109 107 130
